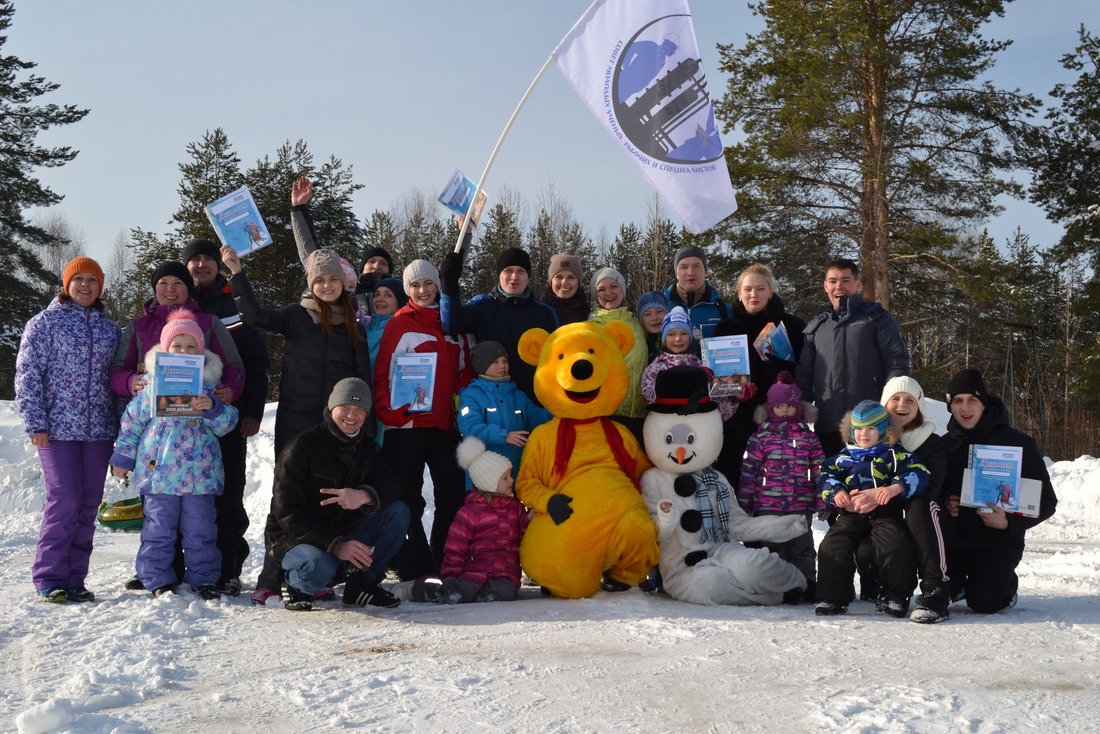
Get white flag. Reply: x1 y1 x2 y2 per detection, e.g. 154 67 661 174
552 0 737 234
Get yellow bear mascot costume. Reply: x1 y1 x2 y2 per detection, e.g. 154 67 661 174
516 320 659 599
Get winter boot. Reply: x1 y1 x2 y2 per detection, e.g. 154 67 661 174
66 586 95 603
815 601 848 616
283 584 314 612
600 572 631 592
911 580 951 624
37 587 67 603
880 598 909 618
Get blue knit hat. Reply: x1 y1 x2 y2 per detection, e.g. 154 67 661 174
660 306 693 346
375 276 408 308
850 400 889 442
636 291 670 319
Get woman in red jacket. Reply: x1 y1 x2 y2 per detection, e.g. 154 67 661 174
374 259 473 580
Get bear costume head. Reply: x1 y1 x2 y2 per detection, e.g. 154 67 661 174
518 320 637 419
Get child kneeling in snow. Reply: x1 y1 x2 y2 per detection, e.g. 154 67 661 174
815 400 930 618
110 311 238 599
399 437 529 604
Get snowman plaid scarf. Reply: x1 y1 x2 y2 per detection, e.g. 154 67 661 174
693 467 731 544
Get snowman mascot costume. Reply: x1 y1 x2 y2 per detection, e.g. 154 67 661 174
641 366 808 605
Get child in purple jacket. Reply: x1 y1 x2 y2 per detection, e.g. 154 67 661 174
738 371 825 601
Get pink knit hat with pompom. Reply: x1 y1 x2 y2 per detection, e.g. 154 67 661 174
159 309 205 352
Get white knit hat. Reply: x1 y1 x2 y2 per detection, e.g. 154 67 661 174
455 436 512 493
402 259 441 295
880 375 925 412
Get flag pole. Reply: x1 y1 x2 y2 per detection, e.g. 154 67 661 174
452 53 556 253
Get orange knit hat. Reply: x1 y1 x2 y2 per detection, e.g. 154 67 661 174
62 256 105 292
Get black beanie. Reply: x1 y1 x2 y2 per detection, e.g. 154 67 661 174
150 261 195 297
496 247 532 275
946 368 989 406
471 340 508 375
182 238 221 265
360 247 394 274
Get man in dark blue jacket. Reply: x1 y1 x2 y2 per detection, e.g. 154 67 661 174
796 258 910 455
440 244 558 404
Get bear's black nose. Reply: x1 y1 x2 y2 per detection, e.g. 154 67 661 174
571 359 593 380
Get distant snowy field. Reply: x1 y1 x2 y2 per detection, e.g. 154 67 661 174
1 401 1097 734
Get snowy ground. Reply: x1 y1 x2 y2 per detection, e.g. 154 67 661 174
1 401 1097 734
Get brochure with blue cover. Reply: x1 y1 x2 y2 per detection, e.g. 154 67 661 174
438 169 488 225
205 185 273 255
961 443 1041 517
390 353 437 413
753 321 795 362
152 352 205 418
701 335 751 398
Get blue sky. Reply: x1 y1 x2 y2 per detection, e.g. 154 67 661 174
8 1 1097 266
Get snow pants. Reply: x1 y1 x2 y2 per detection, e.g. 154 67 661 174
138 494 220 591
950 540 1024 614
856 495 951 595
817 510 916 605
33 439 113 591
214 426 250 583
745 511 817 583
383 428 465 581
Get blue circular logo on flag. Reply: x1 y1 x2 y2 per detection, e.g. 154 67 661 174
611 14 724 165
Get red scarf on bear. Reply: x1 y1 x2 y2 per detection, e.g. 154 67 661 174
552 417 640 492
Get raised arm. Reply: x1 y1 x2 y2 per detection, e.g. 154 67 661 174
290 175 319 266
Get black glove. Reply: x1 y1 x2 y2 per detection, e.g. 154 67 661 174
440 251 464 296
356 272 379 296
546 494 574 525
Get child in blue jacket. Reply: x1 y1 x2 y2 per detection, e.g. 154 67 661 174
457 341 552 490
814 400 930 618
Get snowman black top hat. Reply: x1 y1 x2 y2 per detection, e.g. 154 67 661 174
647 365 717 415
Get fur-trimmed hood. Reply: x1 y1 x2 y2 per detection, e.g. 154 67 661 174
838 408 901 447
753 401 818 426
143 347 225 386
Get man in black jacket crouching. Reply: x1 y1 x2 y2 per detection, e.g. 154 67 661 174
268 378 409 611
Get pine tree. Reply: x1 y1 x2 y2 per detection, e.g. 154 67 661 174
0 1 90 396
363 210 400 270
1028 25 1100 263
715 0 1039 308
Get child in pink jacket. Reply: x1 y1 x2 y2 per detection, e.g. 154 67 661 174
400 437 529 604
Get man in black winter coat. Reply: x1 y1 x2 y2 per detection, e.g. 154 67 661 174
268 378 410 611
185 238 270 595
941 368 1058 614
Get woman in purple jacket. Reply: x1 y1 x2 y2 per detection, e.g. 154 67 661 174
108 260 244 403
15 258 121 603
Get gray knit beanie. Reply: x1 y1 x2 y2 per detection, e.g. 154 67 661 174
590 267 626 300
305 249 345 290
